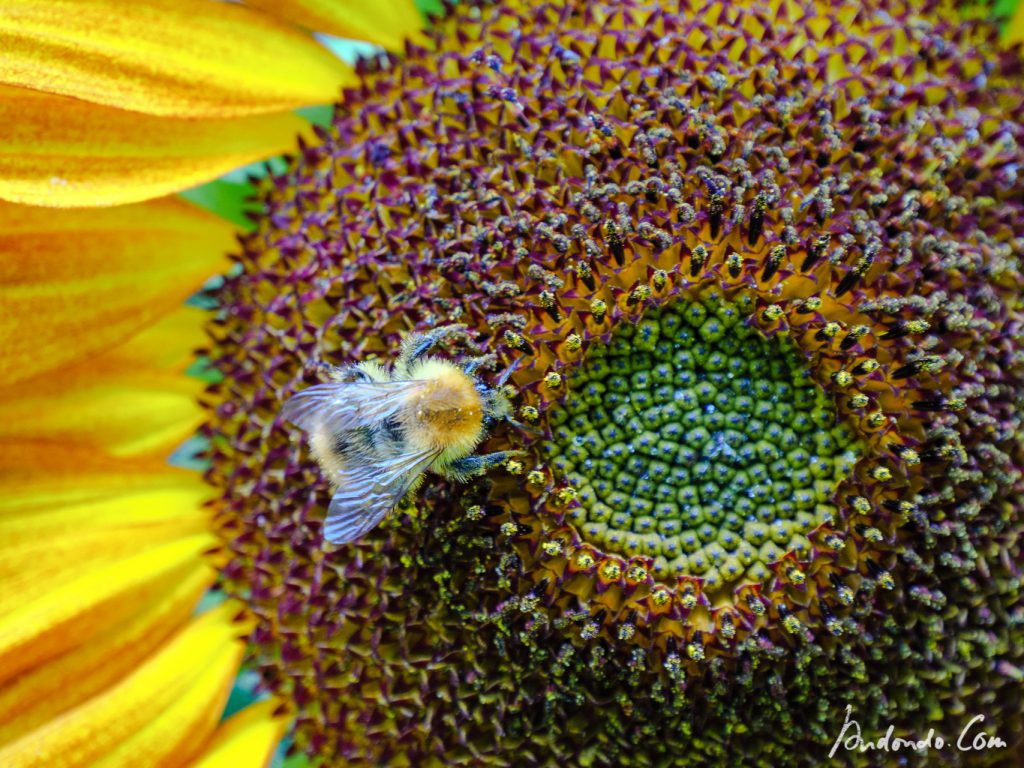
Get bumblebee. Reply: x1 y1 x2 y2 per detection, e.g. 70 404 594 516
282 326 521 545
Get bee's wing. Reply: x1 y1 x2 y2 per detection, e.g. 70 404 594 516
323 446 441 545
281 380 424 433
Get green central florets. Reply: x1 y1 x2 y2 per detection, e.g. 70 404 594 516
545 297 861 592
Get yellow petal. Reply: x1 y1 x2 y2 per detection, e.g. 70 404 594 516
111 306 210 374
0 85 310 207
0 603 248 768
0 463 212 610
0 198 233 386
190 701 289 768
246 0 425 52
0 356 201 458
0 534 217 685
1008 1 1024 45
0 561 213 747
0 0 352 118
0 441 190 514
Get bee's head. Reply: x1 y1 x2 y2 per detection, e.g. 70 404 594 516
478 382 514 427
475 355 540 435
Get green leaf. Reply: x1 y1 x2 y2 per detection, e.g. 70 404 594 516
315 34 382 63
220 669 267 721
280 750 313 768
416 0 446 17
994 0 1019 18
180 178 259 232
168 433 211 472
296 104 334 128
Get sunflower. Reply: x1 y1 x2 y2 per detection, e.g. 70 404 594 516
3 1 1023 768
201 0 1024 765
0 0 422 765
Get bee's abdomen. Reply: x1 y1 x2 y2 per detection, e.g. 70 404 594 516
332 434 351 457
381 417 405 444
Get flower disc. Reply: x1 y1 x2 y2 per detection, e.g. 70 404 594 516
546 296 862 593
203 0 1024 764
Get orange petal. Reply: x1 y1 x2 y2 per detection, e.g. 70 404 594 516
0 85 311 207
0 603 248 768
189 700 290 768
0 309 209 458
0 198 233 386
0 445 213 680
0 462 211 618
0 561 212 747
0 531 217 685
0 354 202 459
0 0 352 118
0 441 191 514
95 305 209 376
246 0 425 52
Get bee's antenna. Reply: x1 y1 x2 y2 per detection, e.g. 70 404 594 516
507 418 543 436
496 355 527 387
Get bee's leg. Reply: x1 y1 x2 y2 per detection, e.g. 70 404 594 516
309 360 335 376
462 353 497 376
304 359 354 382
442 450 524 481
396 324 467 373
325 362 376 382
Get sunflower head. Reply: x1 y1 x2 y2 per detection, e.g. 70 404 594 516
534 291 864 633
204 0 1024 763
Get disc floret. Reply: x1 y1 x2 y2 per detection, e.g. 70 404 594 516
544 296 861 595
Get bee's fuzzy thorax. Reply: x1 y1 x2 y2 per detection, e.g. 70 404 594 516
401 358 485 457
309 428 345 479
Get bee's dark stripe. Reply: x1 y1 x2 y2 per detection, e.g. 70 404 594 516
382 417 405 443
